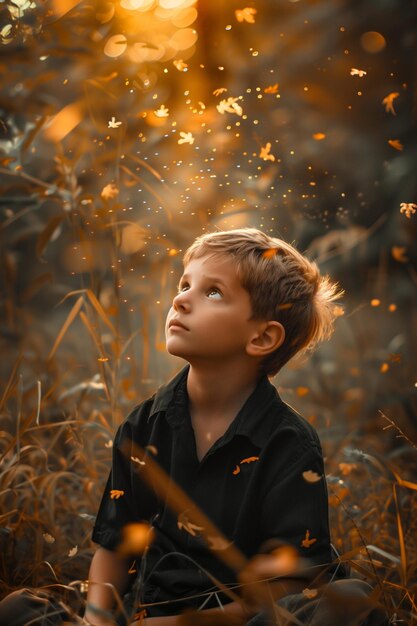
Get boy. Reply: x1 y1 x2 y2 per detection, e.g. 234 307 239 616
84 228 380 626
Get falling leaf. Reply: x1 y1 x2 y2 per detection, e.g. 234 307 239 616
233 465 241 475
43 533 55 544
213 87 227 96
370 298 381 307
110 489 124 499
388 303 397 312
108 116 122 128
0 24 12 38
333 305 345 317
146 445 158 455
382 92 399 115
399 203 417 219
303 588 318 599
235 7 257 23
301 530 317 548
259 142 275 161
178 131 194 145
296 386 309 397
388 139 403 151
154 104 169 118
120 223 147 254
177 511 204 536
240 456 259 464
313 132 326 140
264 83 279 94
173 59 188 72
104 439 113 448
216 97 243 116
391 246 408 262
302 470 322 483
68 546 78 557
380 363 389 373
350 68 367 77
128 561 137 574
338 463 357 476
101 183 119 200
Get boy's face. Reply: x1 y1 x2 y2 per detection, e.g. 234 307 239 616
165 254 261 365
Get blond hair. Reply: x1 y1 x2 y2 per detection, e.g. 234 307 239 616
183 228 342 376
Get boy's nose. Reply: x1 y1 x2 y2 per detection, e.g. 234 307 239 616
172 291 191 312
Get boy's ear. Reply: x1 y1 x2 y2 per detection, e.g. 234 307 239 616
246 321 285 357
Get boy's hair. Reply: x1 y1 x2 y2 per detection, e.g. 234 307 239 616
183 228 342 376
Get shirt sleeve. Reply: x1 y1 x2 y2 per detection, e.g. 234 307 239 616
259 441 332 571
92 418 158 552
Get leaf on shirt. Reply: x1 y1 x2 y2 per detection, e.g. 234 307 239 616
303 588 318 599
302 470 322 483
207 535 233 551
301 530 317 548
131 456 146 465
177 510 205 537
232 464 241 475
240 456 259 464
110 489 125 499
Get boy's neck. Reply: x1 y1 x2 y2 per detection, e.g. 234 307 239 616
186 362 260 422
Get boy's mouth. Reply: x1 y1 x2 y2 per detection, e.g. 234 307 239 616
169 318 189 331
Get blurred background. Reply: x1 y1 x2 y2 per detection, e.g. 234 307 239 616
0 0 416 617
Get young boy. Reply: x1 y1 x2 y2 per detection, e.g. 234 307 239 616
84 229 380 626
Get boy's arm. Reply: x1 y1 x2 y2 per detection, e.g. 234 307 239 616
84 547 132 626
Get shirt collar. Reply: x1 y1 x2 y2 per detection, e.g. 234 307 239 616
148 365 285 449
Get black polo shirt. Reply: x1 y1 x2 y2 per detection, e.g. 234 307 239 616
92 366 333 617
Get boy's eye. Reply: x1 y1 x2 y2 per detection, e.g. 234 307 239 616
207 288 222 299
178 283 189 293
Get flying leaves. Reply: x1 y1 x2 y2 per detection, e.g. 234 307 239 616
388 139 403 151
302 470 322 483
101 183 119 200
173 59 188 72
233 456 259 475
259 143 275 162
350 68 367 77
301 530 317 548
399 203 416 219
108 116 122 128
216 97 243 116
178 131 194 145
382 92 399 115
110 489 124 499
235 8 257 23
154 104 169 118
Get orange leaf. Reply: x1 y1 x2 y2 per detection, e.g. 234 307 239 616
264 83 279 94
301 530 317 548
240 456 259 464
110 489 124 499
391 246 408 263
232 465 241 475
388 139 403 151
